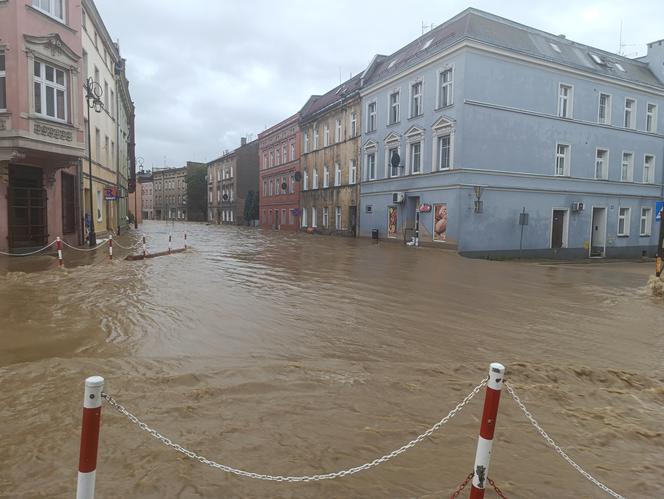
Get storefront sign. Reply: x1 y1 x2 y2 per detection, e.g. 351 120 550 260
105 186 118 200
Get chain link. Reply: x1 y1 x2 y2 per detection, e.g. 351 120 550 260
112 240 144 250
101 377 487 482
62 240 108 252
505 382 626 499
449 471 474 498
0 240 56 256
488 477 508 498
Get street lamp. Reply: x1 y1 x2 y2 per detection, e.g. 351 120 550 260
84 76 104 246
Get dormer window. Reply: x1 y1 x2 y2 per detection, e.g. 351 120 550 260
614 62 626 72
549 42 561 53
422 39 433 50
589 53 605 65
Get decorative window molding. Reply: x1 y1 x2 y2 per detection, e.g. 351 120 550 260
594 148 609 180
388 89 400 125
409 79 423 118
646 103 657 133
558 83 573 118
431 116 454 172
643 154 655 184
555 143 571 176
620 151 634 182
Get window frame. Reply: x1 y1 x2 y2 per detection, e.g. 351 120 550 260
335 206 342 230
350 112 357 137
322 206 329 228
557 83 573 119
598 92 611 125
303 132 309 153
0 52 6 111
349 159 357 185
409 80 423 118
323 124 329 147
312 168 319 189
554 143 571 177
323 165 329 188
409 141 422 175
594 148 609 180
33 60 68 122
335 119 342 143
617 207 631 237
646 103 657 133
302 169 308 190
436 66 454 109
334 163 341 186
388 89 400 125
624 98 636 129
31 0 66 23
366 151 376 181
620 151 634 182
367 101 377 132
640 207 652 236
643 154 655 184
311 206 317 228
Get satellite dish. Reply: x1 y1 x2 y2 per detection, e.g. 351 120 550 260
390 151 401 168
222 193 229 201
281 182 287 191
293 171 302 182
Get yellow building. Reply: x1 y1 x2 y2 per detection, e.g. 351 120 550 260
81 0 133 239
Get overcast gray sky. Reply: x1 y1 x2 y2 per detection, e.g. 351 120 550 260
94 0 662 171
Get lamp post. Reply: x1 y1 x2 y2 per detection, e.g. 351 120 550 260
83 77 104 246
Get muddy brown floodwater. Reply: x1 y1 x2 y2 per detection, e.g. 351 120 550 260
1 221 663 499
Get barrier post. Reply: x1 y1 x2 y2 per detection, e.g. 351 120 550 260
184 232 187 250
142 234 146 258
108 235 113 261
76 376 104 499
168 233 172 254
56 237 63 267
469 362 506 499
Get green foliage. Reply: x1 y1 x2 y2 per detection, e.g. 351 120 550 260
185 164 207 221
244 190 259 224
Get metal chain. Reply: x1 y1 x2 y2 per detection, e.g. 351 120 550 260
112 240 144 250
505 382 626 499
449 471 474 498
488 477 508 498
62 240 108 252
0 240 56 256
101 377 487 482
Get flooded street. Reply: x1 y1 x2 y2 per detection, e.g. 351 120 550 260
1 221 663 498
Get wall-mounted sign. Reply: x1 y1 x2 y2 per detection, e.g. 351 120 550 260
656 201 664 221
104 186 118 200
433 204 447 242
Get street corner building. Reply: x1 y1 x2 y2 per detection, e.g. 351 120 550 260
152 162 205 222
299 74 362 236
0 0 136 252
258 113 301 230
358 8 664 259
206 137 259 225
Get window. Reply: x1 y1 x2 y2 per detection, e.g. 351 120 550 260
387 145 400 177
110 140 115 169
276 147 281 165
322 207 329 228
269 151 273 167
615 62 625 72
389 91 400 124
301 207 307 227
95 128 100 161
110 90 114 118
410 142 422 174
437 135 451 170
335 119 342 143
367 102 376 132
103 81 108 110
281 175 286 194
646 103 657 133
335 207 342 229
31 0 64 21
312 168 319 189
621 152 633 182
82 9 87 30
323 125 329 146
291 143 295 161
282 145 287 163
94 66 99 84
350 112 357 137
289 176 294 194
549 42 561 53
269 179 273 196
303 170 308 190
304 133 309 153
598 93 611 125
33 61 67 121
644 154 655 184
624 98 635 128
104 136 109 166
558 84 573 118
366 152 376 180
334 163 341 186
410 81 423 117
311 207 317 228
555 144 570 176
313 127 319 148
594 149 608 180
640 208 652 236
618 207 630 236
438 68 453 108
0 53 6 110
349 159 357 185
96 190 102 222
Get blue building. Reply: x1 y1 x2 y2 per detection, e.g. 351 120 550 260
358 8 664 258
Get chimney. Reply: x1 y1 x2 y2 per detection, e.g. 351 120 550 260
241 137 247 146
644 39 664 84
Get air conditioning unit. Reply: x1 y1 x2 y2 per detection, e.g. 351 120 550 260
392 192 405 204
571 202 584 212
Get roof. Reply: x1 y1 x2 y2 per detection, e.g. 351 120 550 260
300 73 362 123
363 8 663 90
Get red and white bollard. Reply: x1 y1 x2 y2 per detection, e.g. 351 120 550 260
469 362 506 499
184 232 187 250
76 376 104 499
108 235 113 261
142 234 146 258
168 233 172 254
56 236 63 267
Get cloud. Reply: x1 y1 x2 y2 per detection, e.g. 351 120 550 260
94 0 662 168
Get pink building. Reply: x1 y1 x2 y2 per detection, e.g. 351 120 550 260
0 0 85 251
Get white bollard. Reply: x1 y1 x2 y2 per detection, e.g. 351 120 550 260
76 376 104 499
56 236 63 267
108 235 113 261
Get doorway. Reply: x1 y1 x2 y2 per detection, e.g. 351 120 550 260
590 207 607 257
8 165 47 249
551 209 568 249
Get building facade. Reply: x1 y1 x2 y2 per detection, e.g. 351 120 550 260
81 0 133 239
258 114 301 230
0 0 85 251
359 8 664 258
153 166 187 220
138 171 153 221
299 75 362 236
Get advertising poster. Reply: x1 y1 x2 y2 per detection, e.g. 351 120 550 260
433 203 447 242
387 206 398 238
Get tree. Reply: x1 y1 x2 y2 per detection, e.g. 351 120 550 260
243 189 259 225
185 162 207 221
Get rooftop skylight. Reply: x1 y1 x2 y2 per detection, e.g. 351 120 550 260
549 42 561 53
614 62 626 72
422 39 433 50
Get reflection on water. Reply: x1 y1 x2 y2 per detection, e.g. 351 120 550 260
1 221 662 498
